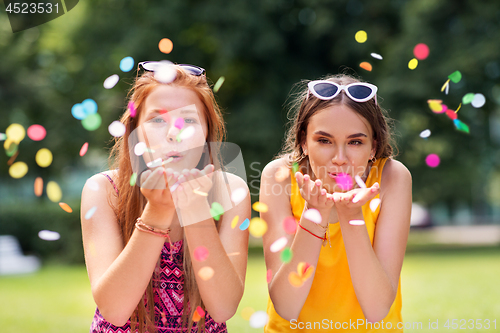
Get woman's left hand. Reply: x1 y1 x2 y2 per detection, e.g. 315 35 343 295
171 164 214 212
329 182 380 220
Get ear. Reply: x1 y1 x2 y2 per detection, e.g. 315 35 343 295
371 140 377 158
301 142 308 156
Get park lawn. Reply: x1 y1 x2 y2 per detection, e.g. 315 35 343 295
1 247 499 333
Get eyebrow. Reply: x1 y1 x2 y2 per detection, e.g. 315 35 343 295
149 108 197 114
313 130 368 139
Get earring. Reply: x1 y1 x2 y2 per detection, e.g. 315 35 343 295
369 155 377 163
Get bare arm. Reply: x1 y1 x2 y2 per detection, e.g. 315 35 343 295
333 160 412 322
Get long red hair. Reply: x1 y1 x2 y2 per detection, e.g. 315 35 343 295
108 67 225 332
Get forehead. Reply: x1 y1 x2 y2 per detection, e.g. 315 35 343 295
142 85 206 119
308 104 373 137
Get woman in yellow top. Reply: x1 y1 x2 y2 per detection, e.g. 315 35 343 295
260 74 412 332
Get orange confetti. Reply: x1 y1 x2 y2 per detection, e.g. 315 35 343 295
274 166 289 182
7 150 19 165
198 266 214 281
59 202 73 213
34 177 43 197
359 62 372 72
288 262 314 287
159 38 173 54
192 311 202 322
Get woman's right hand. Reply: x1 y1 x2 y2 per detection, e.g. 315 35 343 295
139 167 177 209
295 172 334 213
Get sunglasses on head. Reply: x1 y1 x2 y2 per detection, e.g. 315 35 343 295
307 80 378 105
138 61 206 76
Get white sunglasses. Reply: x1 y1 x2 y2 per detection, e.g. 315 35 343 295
307 80 378 105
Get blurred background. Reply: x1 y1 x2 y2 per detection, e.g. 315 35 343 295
1 0 499 332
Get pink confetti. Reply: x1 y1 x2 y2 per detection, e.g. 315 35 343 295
425 154 440 168
413 43 429 60
128 101 136 118
193 246 209 261
27 124 46 141
266 269 272 283
174 117 185 129
335 173 353 191
283 216 297 234
80 142 89 156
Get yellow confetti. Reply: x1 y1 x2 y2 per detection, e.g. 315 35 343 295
288 262 314 287
241 307 255 321
408 58 418 70
252 201 268 213
46 181 62 202
249 217 268 237
198 266 214 281
9 161 28 179
193 187 208 196
441 79 450 92
35 148 53 168
355 30 367 43
231 215 239 229
6 123 25 143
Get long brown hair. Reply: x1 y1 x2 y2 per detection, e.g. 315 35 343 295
279 73 396 172
108 66 226 332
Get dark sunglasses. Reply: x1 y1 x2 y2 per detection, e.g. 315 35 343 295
138 61 206 76
308 80 378 105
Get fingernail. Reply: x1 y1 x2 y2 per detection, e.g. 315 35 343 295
157 168 164 175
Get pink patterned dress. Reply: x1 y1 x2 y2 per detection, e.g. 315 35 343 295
90 174 227 332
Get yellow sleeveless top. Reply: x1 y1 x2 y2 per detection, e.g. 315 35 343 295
265 158 403 332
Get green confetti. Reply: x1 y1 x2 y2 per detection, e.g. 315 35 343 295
292 162 299 174
82 113 102 131
5 141 18 157
462 93 475 105
0 133 6 141
130 172 137 186
280 247 293 263
213 76 225 93
210 202 224 221
453 119 470 134
448 71 462 84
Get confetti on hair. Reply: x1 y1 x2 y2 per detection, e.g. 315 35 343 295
193 187 208 196
369 198 381 212
231 187 248 204
59 202 73 213
283 216 297 234
249 217 268 237
425 154 440 168
413 43 429 60
38 230 60 241
80 142 89 156
154 61 177 83
335 173 354 191
359 62 372 72
280 247 292 263
130 173 138 186
252 201 268 213
408 58 418 70
85 206 98 220
127 101 137 118
370 53 383 60
194 246 209 261
9 161 28 179
239 218 250 230
270 236 288 253
266 269 272 283
303 208 322 224
198 266 214 281
103 74 119 89
158 38 174 54
213 76 225 93
46 181 62 202
27 124 46 141
210 202 224 221
119 56 134 72
420 129 431 138
288 262 314 287
34 177 43 197
249 311 269 328
355 30 367 43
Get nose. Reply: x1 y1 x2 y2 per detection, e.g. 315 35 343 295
331 146 348 165
166 125 179 142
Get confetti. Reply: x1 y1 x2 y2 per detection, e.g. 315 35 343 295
71 103 86 120
134 142 147 156
349 219 365 226
85 206 98 219
239 218 250 230
280 247 292 263
192 311 201 322
249 217 268 237
252 201 268 213
370 53 383 60
335 173 353 191
82 99 98 115
425 154 440 168
471 93 486 108
194 246 209 261
38 230 60 241
128 101 136 118
120 56 134 72
288 262 314 287
108 121 126 137
274 166 289 182
158 38 174 54
241 307 255 321
231 187 247 204
147 157 162 168
174 117 185 129
0 133 6 141
369 198 381 212
130 172 137 186
210 202 224 221
359 62 372 72
292 162 299 174
34 177 43 196
35 148 53 168
408 58 418 70
303 208 322 224
354 175 367 189
427 100 445 114
249 311 269 329
154 61 177 84
279 218 296 237
445 110 458 120
448 71 462 83
5 140 18 156
198 266 214 281
266 269 272 283
462 93 475 105
59 202 73 213
355 30 367 43
227 252 240 256
193 188 208 196
46 181 62 202
213 76 225 93
86 178 100 191
103 74 119 89
419 129 431 138
453 119 470 133
231 215 239 229
79 142 89 157
6 123 25 143
82 113 102 131
7 151 19 165
9 161 28 179
27 124 46 141
413 43 429 60
192 306 205 322
270 236 288 253
179 126 195 140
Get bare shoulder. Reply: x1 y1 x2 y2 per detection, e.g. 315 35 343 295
380 159 412 197
262 157 291 184
82 170 119 207
223 171 249 191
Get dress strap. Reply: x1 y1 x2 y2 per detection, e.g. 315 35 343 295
100 172 119 196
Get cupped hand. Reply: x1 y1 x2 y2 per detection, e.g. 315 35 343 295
172 164 215 211
139 167 178 208
296 172 334 213
329 182 380 220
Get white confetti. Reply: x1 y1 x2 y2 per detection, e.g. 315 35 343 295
270 236 288 253
471 93 486 108
249 311 269 328
85 206 98 220
154 61 177 84
38 230 60 241
179 126 195 140
369 198 381 212
419 129 431 138
103 74 120 89
370 53 383 60
354 175 367 189
303 208 322 224
147 157 162 168
134 142 147 156
86 178 100 191
231 187 248 204
348 220 365 226
108 121 126 137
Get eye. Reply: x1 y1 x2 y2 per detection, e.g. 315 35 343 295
349 140 363 145
184 117 198 124
318 138 330 144
151 117 166 123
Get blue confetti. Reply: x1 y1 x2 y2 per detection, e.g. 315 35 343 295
82 99 98 116
120 56 135 72
71 103 87 120
239 218 250 230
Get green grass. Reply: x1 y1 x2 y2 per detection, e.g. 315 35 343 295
1 247 499 332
